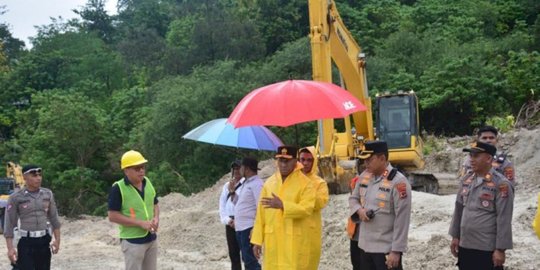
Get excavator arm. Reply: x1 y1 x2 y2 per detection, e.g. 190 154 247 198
308 0 374 192
309 0 374 157
308 1 438 194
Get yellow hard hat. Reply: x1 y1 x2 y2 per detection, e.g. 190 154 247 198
121 150 148 169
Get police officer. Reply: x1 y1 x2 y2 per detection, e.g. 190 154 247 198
449 141 514 270
349 141 412 270
3 165 61 270
347 174 360 270
460 126 516 185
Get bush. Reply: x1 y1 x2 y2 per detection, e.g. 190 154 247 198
422 134 445 155
486 115 515 133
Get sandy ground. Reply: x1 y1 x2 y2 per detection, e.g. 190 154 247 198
0 128 539 269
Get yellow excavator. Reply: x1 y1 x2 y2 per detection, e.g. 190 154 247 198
308 0 441 194
0 162 25 231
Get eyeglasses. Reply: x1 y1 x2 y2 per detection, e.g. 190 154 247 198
129 165 146 172
23 168 42 176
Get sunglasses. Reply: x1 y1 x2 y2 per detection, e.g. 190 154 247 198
23 168 42 175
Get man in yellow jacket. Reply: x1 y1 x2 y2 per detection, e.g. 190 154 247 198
251 146 316 270
299 146 329 269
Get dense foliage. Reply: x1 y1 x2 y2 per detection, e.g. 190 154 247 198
0 0 538 215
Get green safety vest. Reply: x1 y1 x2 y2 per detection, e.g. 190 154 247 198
114 177 156 239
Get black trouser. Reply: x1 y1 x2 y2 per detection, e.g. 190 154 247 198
350 239 362 270
226 225 242 270
16 234 52 270
457 246 504 270
359 248 403 270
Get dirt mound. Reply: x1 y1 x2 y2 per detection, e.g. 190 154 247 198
0 129 538 269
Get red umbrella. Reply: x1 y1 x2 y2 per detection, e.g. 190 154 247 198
227 80 367 128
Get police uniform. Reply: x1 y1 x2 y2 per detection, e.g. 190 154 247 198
460 153 516 185
4 187 61 269
347 175 362 270
349 141 412 270
449 142 514 270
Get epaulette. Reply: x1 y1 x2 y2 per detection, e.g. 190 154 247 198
387 168 398 181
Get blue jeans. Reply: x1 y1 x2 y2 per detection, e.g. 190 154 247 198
235 227 261 270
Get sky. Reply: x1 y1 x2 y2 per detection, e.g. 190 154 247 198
1 0 117 48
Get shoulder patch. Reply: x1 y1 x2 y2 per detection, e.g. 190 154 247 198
498 183 509 198
396 182 407 199
503 167 514 181
349 176 359 190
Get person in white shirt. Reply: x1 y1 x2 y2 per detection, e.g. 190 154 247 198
219 160 244 270
235 157 263 270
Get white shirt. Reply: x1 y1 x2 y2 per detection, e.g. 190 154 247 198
218 180 242 225
234 175 263 231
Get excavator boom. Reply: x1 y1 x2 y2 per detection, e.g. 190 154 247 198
308 0 438 194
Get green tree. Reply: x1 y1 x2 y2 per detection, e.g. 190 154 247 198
8 31 125 100
116 27 167 82
248 0 308 54
0 24 26 64
503 50 540 111
418 55 506 134
54 167 107 216
116 0 172 37
17 91 110 169
73 0 116 43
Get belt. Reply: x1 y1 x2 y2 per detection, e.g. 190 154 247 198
19 229 48 238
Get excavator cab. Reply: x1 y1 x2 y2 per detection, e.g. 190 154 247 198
375 91 425 171
374 92 439 193
375 92 418 149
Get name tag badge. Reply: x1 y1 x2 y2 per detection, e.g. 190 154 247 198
482 200 490 207
480 193 494 200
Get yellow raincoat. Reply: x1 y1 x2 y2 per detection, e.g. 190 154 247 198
300 146 329 270
251 163 316 270
534 193 540 239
